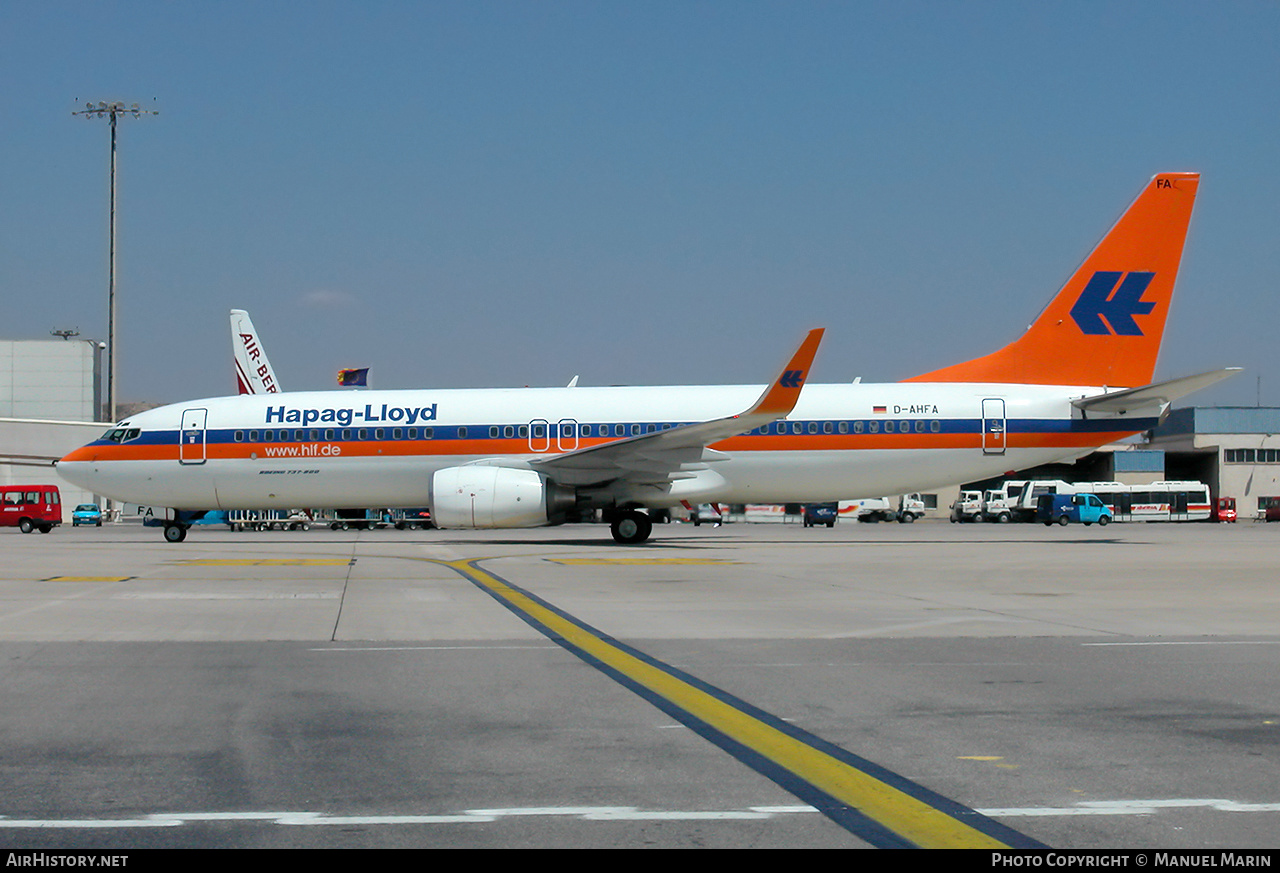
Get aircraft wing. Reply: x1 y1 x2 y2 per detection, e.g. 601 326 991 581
1 418 105 466
530 329 824 487
1072 368 1241 417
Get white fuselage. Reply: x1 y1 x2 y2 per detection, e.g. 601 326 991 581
57 380 1153 513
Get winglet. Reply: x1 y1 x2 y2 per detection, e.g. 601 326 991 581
747 328 824 417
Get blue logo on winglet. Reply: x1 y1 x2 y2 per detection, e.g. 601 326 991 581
1069 271 1156 336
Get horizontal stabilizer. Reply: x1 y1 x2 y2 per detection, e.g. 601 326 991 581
1072 368 1241 416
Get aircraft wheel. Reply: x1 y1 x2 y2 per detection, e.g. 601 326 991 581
164 524 188 543
611 511 652 545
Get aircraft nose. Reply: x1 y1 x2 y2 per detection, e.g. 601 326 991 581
55 445 99 490
59 444 96 465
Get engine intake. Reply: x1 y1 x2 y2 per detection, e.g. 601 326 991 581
431 465 575 529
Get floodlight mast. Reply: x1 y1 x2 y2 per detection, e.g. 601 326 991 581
72 101 158 424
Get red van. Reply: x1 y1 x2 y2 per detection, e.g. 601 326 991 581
0 485 62 533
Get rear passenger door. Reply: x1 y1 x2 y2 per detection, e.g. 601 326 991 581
981 398 1006 455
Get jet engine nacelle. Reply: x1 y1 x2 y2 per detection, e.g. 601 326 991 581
431 465 575 529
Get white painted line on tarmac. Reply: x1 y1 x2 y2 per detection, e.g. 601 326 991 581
314 644 557 652
6 798 1277 830
0 805 819 830
1083 640 1280 647
978 799 1280 817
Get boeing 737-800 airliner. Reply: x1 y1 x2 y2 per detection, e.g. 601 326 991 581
58 173 1236 544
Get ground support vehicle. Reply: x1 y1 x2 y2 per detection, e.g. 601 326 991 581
803 503 838 527
1057 481 1211 522
685 504 725 526
329 508 390 531
950 491 983 523
1037 493 1112 526
230 509 311 531
980 483 1021 522
848 494 926 523
0 485 62 533
391 508 434 530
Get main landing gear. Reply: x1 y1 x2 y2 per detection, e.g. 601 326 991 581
609 510 652 545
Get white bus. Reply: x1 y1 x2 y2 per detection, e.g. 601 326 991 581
1075 481 1212 523
996 480 1212 522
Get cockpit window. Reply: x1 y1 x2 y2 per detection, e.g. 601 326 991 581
100 428 141 443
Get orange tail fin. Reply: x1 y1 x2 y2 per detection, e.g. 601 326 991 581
907 172 1199 387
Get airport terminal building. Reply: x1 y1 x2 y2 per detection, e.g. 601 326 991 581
1145 407 1280 519
0 339 105 516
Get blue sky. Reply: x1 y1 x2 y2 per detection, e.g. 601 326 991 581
3 1 1278 408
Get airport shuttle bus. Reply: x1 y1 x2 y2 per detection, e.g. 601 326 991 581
998 479 1212 523
1078 481 1212 523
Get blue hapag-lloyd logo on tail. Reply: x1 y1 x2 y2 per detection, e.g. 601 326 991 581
1069 271 1156 336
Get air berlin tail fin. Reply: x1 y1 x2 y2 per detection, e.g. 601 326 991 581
907 172 1200 387
231 309 282 394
